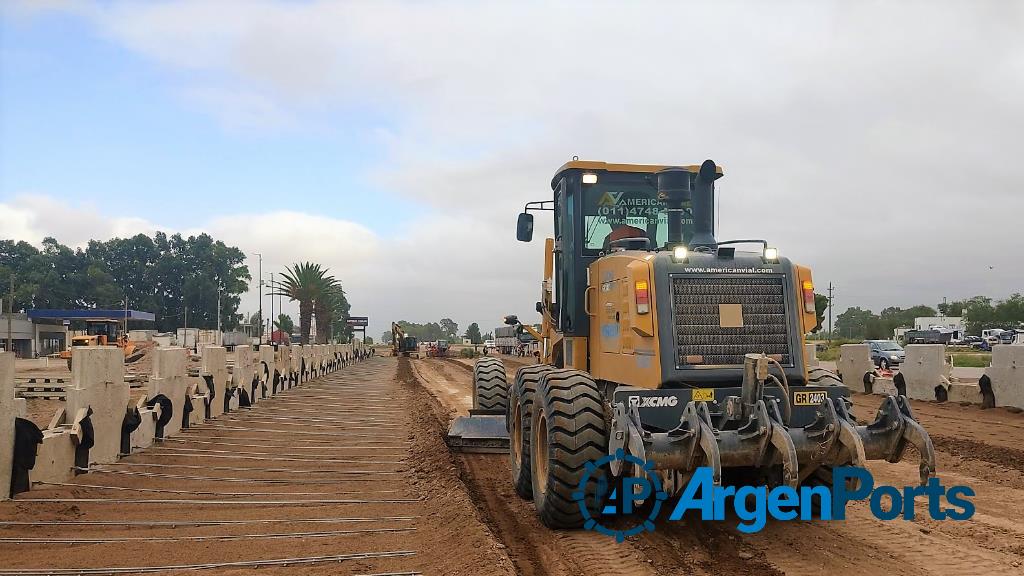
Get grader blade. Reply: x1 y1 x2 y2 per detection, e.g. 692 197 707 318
446 411 509 453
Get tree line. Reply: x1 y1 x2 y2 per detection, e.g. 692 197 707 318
384 319 491 344
833 294 1024 340
1 236 355 345
0 234 249 332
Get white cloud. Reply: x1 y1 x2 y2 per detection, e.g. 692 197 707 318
0 193 549 339
6 0 1024 325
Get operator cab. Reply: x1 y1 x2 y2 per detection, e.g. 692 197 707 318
517 159 817 389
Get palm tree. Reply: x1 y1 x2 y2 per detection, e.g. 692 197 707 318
315 284 350 343
273 262 335 345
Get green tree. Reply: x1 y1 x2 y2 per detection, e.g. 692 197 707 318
812 293 829 333
938 300 965 317
2 233 250 331
275 313 295 334
440 318 459 339
317 284 351 343
248 311 262 334
274 262 334 345
382 331 392 344
464 322 482 344
363 336 374 345
835 307 876 339
483 332 493 341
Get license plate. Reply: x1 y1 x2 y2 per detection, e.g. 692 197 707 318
793 390 827 406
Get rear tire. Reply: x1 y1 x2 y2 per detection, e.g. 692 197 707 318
473 357 508 412
508 364 554 499
807 367 843 387
531 369 608 528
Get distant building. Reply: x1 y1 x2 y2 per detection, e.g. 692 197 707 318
914 316 964 340
0 313 68 358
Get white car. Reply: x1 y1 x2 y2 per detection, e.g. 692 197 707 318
484 339 496 349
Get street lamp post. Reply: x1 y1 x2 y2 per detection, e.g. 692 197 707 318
253 252 263 342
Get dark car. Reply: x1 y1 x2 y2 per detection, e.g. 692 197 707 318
865 340 906 369
998 330 1024 345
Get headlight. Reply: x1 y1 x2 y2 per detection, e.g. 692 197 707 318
764 247 779 261
673 245 688 261
582 173 598 184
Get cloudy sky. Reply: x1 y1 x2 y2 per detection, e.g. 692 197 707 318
2 0 1022 339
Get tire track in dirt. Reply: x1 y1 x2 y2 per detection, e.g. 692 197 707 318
413 358 785 576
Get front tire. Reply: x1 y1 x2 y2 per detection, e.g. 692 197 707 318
531 369 608 528
473 357 508 412
508 364 553 499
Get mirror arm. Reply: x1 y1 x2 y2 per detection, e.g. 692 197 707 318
524 200 555 213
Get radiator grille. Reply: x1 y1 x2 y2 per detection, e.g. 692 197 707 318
671 276 792 366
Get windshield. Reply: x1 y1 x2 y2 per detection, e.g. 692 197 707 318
581 180 693 253
877 341 902 351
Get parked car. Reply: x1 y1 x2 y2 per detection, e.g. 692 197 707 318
999 329 1024 345
864 340 906 369
960 336 983 346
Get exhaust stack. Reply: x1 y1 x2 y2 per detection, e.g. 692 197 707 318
656 159 719 248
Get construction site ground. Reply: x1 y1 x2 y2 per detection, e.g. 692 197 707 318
411 353 1024 576
2 353 1022 575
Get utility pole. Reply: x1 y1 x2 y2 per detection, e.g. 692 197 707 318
269 272 274 344
216 285 222 346
6 275 13 354
254 253 263 342
827 282 834 344
183 306 188 350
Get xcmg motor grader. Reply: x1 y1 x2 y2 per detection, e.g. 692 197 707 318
447 159 936 528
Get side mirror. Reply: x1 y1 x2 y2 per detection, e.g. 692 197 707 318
516 212 534 242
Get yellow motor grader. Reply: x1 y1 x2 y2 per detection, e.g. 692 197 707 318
447 159 935 528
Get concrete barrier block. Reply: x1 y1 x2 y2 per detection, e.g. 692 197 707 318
259 346 275 394
873 377 898 396
805 343 819 367
15 397 26 419
149 348 188 437
948 382 982 405
67 347 128 464
839 344 873 393
985 345 1024 409
32 430 76 484
901 345 948 402
0 353 15 500
187 377 207 426
232 346 256 405
130 404 158 451
201 346 227 419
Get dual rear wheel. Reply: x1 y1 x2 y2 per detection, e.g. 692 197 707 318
472 359 610 529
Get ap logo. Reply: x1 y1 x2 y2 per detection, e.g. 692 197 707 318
574 449 668 542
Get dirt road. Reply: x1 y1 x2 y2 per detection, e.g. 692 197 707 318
5 355 1019 575
413 354 1024 576
0 358 514 576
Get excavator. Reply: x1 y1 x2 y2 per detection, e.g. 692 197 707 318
448 159 936 528
59 319 143 370
392 322 419 358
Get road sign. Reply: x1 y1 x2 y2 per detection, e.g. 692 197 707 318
346 316 369 327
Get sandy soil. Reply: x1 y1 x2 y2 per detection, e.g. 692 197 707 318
5 352 1021 575
412 356 1024 576
0 357 515 575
